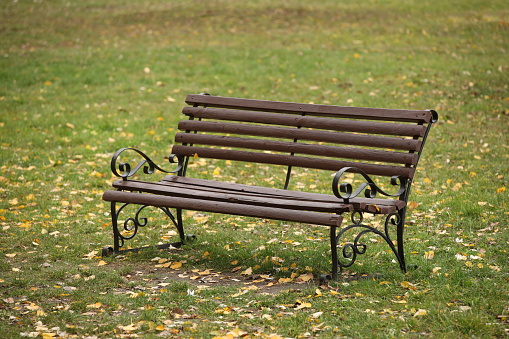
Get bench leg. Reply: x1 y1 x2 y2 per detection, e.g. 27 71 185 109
330 210 408 276
103 201 193 257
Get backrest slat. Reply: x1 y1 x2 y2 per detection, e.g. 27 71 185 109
185 94 434 123
175 133 418 165
182 107 427 137
173 145 415 178
178 120 422 151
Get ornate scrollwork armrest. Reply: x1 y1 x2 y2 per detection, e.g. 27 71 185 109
110 147 184 180
331 167 407 204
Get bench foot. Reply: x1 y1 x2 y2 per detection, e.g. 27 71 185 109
102 246 114 257
319 274 333 285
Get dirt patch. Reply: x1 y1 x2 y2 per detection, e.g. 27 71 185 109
116 263 318 294
107 260 380 295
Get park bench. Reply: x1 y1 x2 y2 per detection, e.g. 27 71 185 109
101 94 438 280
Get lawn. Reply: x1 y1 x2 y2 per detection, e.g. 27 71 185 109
1 0 508 338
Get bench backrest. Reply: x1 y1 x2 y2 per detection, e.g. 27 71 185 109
172 94 437 186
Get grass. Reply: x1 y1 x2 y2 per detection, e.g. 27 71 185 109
1 0 508 337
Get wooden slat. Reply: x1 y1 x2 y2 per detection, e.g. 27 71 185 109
182 107 427 137
185 94 434 123
175 133 418 165
159 176 405 211
102 190 344 227
161 176 404 208
111 180 352 213
178 120 422 151
172 145 415 178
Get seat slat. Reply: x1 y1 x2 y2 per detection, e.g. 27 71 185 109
172 145 415 178
182 107 427 137
112 180 352 213
103 190 344 227
178 120 422 151
175 133 418 165
161 176 405 210
185 94 434 123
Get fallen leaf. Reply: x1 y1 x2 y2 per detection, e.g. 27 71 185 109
295 273 313 283
294 300 312 310
241 267 253 275
413 309 427 317
424 250 435 260
86 302 102 309
170 261 183 269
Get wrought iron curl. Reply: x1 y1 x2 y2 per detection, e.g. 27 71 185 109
110 147 184 180
332 167 407 203
113 203 184 251
334 210 404 270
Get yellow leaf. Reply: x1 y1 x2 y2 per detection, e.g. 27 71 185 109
155 325 165 331
170 261 183 269
66 122 75 129
295 301 312 310
120 324 138 331
87 302 102 308
424 250 435 260
400 281 417 289
413 309 427 317
408 201 419 210
97 260 108 266
489 265 501 272
9 198 18 205
278 277 293 283
451 183 462 191
213 166 221 176
496 187 506 194
241 267 253 275
295 273 313 283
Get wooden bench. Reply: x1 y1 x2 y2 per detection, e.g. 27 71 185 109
102 94 438 279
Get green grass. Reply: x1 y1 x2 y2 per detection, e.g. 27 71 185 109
1 0 508 337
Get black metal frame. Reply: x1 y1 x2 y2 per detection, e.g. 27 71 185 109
102 148 190 257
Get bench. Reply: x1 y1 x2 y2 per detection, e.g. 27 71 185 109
102 94 438 280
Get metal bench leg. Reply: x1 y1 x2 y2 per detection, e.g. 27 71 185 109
102 201 194 257
329 216 344 280
330 225 339 280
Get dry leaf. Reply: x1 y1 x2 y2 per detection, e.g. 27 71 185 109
170 261 183 269
413 309 427 317
424 250 435 260
241 267 253 275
